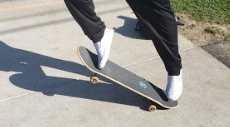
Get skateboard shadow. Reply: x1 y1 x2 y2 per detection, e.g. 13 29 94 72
114 15 149 40
0 40 152 111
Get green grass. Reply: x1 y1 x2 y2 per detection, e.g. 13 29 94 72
171 0 230 24
204 26 225 36
204 26 230 41
224 35 230 41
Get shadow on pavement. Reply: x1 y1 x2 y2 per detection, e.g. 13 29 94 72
114 15 149 40
0 40 151 111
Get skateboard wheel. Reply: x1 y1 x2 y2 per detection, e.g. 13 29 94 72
90 75 99 84
148 105 157 112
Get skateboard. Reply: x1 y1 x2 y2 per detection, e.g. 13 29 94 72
77 46 178 111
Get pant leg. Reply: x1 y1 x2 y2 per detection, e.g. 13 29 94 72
126 0 182 75
64 0 105 43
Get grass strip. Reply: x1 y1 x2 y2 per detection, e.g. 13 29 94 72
171 0 230 24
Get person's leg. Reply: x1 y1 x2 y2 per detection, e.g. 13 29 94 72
64 0 105 42
126 0 182 100
64 0 114 69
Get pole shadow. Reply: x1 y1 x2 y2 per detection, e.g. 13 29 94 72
0 40 150 111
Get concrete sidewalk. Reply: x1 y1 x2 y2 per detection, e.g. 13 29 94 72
0 0 230 126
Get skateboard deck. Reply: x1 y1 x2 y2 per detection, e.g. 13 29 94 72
78 46 178 111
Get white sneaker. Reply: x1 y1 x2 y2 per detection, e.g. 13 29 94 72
94 28 114 69
166 70 183 101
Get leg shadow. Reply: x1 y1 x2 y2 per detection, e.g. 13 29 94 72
0 40 149 111
114 15 150 40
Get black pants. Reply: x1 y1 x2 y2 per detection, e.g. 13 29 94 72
64 0 182 75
